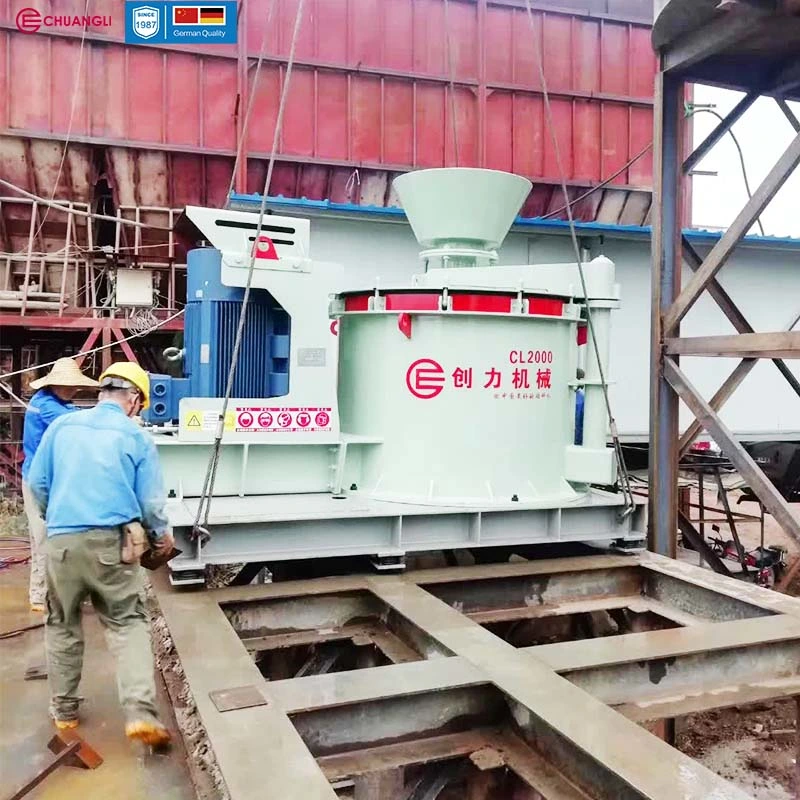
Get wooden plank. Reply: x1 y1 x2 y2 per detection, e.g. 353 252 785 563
664 359 800 550
665 132 800 332
665 331 800 358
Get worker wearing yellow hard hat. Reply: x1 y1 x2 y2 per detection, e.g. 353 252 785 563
27 360 174 748
98 361 151 410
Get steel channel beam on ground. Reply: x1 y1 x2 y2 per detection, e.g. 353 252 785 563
365 579 751 799
269 614 800 721
155 557 800 800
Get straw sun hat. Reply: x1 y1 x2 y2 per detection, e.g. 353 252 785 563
29 358 100 391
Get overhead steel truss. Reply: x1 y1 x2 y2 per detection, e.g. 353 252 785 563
649 0 800 562
155 553 800 800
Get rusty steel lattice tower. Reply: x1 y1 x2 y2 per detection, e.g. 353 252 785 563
649 0 800 567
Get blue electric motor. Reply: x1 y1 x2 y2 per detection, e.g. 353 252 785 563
144 247 291 425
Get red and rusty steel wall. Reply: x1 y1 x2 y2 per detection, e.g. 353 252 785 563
0 0 655 214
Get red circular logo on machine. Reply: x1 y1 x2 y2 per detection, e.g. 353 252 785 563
296 412 311 428
277 412 293 428
16 8 42 33
405 358 445 400
330 320 339 336
238 411 254 428
315 411 330 427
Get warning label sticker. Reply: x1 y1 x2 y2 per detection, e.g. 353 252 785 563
183 410 234 432
233 406 332 433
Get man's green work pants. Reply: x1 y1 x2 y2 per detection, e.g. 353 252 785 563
44 529 160 725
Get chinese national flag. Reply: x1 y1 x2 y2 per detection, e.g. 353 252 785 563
173 6 199 24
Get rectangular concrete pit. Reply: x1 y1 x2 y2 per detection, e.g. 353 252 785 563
154 553 800 800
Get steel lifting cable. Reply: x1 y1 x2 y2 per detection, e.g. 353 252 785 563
523 0 635 518
443 0 461 166
225 0 280 204
191 0 307 544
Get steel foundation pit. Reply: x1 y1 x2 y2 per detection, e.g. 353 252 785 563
154 553 800 800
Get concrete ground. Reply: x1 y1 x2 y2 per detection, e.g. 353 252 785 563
0 562 196 800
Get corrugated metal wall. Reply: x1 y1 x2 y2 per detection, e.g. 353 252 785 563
0 0 655 226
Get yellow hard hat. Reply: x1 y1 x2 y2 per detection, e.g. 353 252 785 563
99 362 151 410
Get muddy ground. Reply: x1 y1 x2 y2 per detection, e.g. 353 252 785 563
673 483 800 799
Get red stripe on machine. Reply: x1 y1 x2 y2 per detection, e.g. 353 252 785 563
527 297 564 317
451 294 513 313
384 293 440 311
344 295 371 312
577 325 588 345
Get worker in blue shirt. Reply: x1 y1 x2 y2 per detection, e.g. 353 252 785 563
27 361 174 748
22 358 98 612
575 368 585 446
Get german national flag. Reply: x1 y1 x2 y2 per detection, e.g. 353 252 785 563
199 6 225 24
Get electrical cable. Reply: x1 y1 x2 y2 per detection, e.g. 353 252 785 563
0 309 184 382
191 0 307 544
225 0 280 204
523 0 635 518
686 106 766 236
539 143 653 221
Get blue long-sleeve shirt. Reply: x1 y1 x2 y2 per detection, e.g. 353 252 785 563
22 389 76 481
27 401 170 538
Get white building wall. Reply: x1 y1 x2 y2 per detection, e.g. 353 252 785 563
304 213 800 440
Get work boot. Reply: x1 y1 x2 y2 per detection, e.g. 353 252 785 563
125 719 171 748
50 707 79 731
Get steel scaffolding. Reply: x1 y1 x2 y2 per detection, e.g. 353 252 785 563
649 0 800 578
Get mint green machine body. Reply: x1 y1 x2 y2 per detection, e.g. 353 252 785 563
157 168 644 585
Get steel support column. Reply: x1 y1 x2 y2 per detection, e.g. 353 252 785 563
648 72 683 557
650 0 800 561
